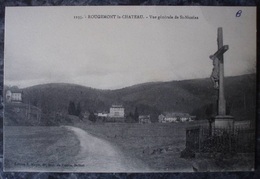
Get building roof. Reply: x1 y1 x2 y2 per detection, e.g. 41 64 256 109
12 91 23 94
6 89 23 93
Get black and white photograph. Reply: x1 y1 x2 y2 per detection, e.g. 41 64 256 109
3 6 256 172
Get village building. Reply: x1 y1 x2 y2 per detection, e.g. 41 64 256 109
158 112 195 123
95 112 109 122
158 113 177 123
139 115 151 124
106 105 125 122
97 112 108 118
6 89 23 103
92 111 108 122
109 105 125 118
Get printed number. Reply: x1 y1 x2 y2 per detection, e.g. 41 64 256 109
236 10 242 17
74 16 83 19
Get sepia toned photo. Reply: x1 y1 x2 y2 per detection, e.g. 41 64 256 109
3 6 256 172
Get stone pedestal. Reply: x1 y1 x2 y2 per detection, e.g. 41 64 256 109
214 115 234 130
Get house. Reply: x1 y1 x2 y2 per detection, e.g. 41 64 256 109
93 112 108 122
96 112 108 121
97 112 108 118
106 105 125 122
158 113 178 123
6 89 23 103
158 112 194 123
139 115 151 124
109 105 125 118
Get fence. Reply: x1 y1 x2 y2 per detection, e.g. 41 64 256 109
186 125 255 153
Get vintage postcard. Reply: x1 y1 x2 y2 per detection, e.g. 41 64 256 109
3 6 256 172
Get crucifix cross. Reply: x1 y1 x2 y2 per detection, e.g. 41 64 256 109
211 45 229 59
210 27 229 116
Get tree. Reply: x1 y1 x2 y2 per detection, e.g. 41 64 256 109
41 93 49 114
129 112 133 118
76 102 81 116
126 112 135 123
88 111 96 122
68 101 76 115
134 107 139 122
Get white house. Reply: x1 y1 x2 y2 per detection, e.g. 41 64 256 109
109 105 125 118
97 112 108 118
158 113 177 123
6 89 22 103
158 112 194 123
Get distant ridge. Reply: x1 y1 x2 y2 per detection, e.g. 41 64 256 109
8 73 255 123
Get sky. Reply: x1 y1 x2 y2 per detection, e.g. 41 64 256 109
4 6 256 89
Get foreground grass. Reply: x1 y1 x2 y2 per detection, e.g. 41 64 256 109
4 126 80 172
4 123 192 172
74 122 255 172
74 122 192 171
4 121 255 172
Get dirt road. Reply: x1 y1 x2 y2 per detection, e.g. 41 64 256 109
64 126 150 172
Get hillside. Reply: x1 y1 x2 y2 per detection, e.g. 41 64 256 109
8 74 256 123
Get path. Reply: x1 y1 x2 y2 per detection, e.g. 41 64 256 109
64 126 150 172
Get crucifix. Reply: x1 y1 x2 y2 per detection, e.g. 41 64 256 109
210 27 229 116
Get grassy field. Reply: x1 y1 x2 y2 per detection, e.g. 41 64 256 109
4 126 81 172
4 121 254 172
74 121 254 172
4 122 195 172
74 122 194 171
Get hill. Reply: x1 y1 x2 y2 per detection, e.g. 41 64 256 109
8 74 256 123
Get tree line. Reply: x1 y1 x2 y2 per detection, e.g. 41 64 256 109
68 101 81 116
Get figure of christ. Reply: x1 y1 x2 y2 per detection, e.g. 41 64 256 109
210 55 219 89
